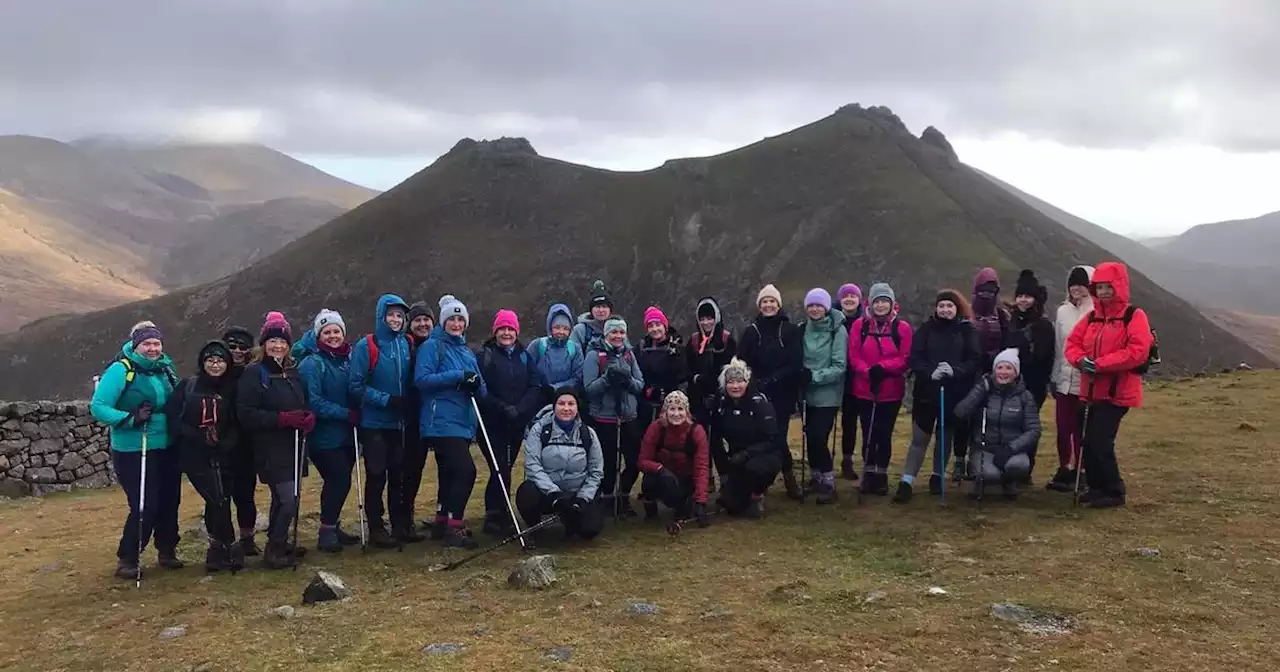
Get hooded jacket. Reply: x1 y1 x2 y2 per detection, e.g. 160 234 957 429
522 406 604 500
972 267 1011 372
528 304 585 395
91 341 178 453
638 421 710 504
847 313 913 402
582 336 645 422
1053 265 1096 396
415 324 489 440
164 342 239 469
297 330 353 451
636 327 688 408
737 310 803 417
954 375 1041 458
908 315 981 408
1005 299 1056 401
686 297 738 412
801 310 848 408
347 294 412 430
1065 262 1153 408
236 356 309 485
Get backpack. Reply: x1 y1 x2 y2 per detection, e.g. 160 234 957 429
538 416 593 449
1088 305 1160 375
859 317 903 351
364 333 412 379
110 356 179 399
534 337 579 360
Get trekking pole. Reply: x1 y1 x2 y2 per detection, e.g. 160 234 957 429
666 509 718 537
428 513 561 572
939 387 948 507
211 456 237 574
613 396 623 521
352 427 368 551
471 397 528 550
799 399 809 501
975 409 987 503
396 420 406 553
136 426 148 589
864 387 879 487
1073 379 1095 509
292 430 302 571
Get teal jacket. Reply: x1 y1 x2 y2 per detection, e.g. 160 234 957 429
297 330 354 451
90 342 178 452
802 311 848 408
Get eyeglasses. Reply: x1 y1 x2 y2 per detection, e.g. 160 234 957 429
227 344 250 351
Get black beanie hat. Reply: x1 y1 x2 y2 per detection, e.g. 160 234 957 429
1068 266 1090 288
198 340 232 372
1014 269 1041 298
589 279 613 309
407 301 435 324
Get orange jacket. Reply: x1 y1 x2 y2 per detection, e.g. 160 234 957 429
1064 262 1154 408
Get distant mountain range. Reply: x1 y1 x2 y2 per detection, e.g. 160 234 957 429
0 136 378 331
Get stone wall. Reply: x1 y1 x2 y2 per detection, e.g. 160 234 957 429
0 401 115 498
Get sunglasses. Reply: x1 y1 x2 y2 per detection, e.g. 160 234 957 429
226 344 250 351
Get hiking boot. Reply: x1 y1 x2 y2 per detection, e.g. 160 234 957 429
481 516 512 537
157 550 185 570
1088 494 1125 509
429 516 448 540
614 496 638 519
782 470 804 500
317 526 343 553
892 481 913 503
841 456 858 481
929 475 943 495
335 525 362 546
285 542 307 559
643 500 659 521
115 560 140 580
368 525 398 549
814 481 838 505
228 542 246 572
1046 468 1077 492
858 472 876 495
238 535 262 557
874 473 890 496
263 541 297 570
1077 489 1102 504
395 523 427 544
744 496 764 519
444 524 479 550
205 545 232 572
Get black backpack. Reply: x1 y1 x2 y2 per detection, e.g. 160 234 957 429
1087 305 1160 374
860 317 902 350
538 417 592 448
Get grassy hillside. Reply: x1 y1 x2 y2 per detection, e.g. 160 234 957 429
0 371 1276 671
1160 210 1280 269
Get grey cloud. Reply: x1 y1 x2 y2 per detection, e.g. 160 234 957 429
1 0 1276 157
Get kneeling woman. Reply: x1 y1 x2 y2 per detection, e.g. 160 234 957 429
953 348 1041 499
710 358 783 518
236 312 315 569
516 389 605 545
165 341 243 573
637 391 710 526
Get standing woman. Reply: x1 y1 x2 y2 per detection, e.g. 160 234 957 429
298 309 362 553
1047 265 1094 492
529 303 585 402
972 267 1011 374
799 288 847 504
836 283 863 480
1005 270 1056 481
165 340 243 573
737 284 804 500
636 306 688 436
582 317 645 517
402 300 436 532
848 283 913 495
414 294 488 548
221 326 261 556
686 296 737 428
92 321 183 579
236 312 314 569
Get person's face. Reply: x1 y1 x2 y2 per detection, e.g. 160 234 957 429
318 324 345 348
384 308 406 333
136 338 163 360
806 304 827 320
445 316 466 336
759 297 780 317
726 379 747 398
995 362 1017 385
698 315 717 333
872 299 892 316
665 404 689 425
646 322 666 341
227 340 250 365
203 355 227 377
265 338 290 359
936 301 957 320
1094 282 1115 300
495 326 517 347
606 329 626 347
1015 294 1035 311
591 304 612 321
411 316 433 339
554 394 578 422
551 322 571 340
1069 285 1090 304
840 295 861 313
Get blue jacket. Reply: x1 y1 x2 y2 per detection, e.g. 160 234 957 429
348 294 412 430
583 337 644 422
528 304 584 393
415 325 489 440
297 330 354 450
90 341 178 452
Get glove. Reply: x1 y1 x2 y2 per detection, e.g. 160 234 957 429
277 410 306 429
930 365 945 381
979 375 992 394
502 404 520 420
299 411 316 435
347 409 360 426
643 387 655 402
459 371 481 394
937 362 954 378
868 365 886 389
128 401 154 428
693 502 710 528
551 491 573 514
385 396 404 413
203 425 219 447
800 368 813 387
1079 358 1097 374
571 497 589 513
728 450 749 468
606 367 630 387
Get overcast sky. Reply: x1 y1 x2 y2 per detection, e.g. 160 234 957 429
2 0 1277 236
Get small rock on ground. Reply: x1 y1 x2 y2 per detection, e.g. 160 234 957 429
254 513 270 532
927 586 949 597
422 643 466 656
701 607 734 620
269 605 297 619
990 602 1074 636
303 570 351 604
545 646 574 662
35 560 66 574
626 600 660 615
1132 547 1161 558
863 590 888 604
508 554 557 590
198 576 214 584
158 625 188 640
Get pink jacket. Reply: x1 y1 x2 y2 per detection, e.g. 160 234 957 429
847 315 913 402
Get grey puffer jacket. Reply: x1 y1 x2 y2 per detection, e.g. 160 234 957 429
522 406 604 500
954 376 1041 455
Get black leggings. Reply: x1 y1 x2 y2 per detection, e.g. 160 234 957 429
802 405 838 473
514 481 604 539
358 428 406 529
266 480 298 545
112 448 181 562
1083 402 1128 493
859 400 902 476
308 444 355 527
593 420 640 500
840 393 860 458
185 461 236 546
641 469 695 511
427 436 476 522
230 448 258 536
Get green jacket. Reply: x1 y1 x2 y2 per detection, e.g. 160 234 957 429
802 311 848 408
90 342 178 452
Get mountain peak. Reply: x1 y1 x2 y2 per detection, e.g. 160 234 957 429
920 126 958 160
448 137 539 157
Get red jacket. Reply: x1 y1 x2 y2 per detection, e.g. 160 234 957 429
637 421 710 504
1064 262 1154 408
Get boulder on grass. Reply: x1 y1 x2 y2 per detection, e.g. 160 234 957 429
302 570 350 604
508 554 557 589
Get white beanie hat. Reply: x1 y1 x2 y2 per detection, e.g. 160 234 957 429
993 347 1021 376
438 294 469 328
313 309 345 336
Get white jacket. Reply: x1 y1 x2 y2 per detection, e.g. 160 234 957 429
1052 265 1095 396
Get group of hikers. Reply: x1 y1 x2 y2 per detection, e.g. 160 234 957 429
89 263 1157 579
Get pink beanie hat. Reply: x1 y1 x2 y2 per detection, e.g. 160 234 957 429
492 309 520 335
643 306 669 327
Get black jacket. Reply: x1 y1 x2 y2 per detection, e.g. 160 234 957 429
236 358 309 485
708 387 780 474
737 312 803 417
636 329 688 409
954 376 1041 458
165 373 239 472
1005 305 1055 400
687 327 736 413
475 339 542 438
908 317 982 410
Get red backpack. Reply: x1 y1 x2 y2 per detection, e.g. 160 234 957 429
363 333 412 381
